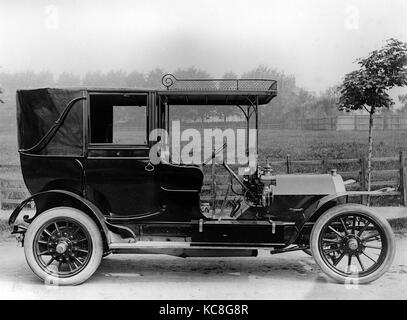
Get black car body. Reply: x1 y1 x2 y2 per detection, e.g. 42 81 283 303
9 75 396 285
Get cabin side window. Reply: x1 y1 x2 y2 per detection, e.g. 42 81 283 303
89 93 148 145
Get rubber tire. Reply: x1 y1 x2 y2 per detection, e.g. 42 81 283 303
24 207 103 286
310 204 395 284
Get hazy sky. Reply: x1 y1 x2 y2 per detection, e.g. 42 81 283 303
0 0 406 94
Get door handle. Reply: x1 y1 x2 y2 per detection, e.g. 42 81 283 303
145 162 155 172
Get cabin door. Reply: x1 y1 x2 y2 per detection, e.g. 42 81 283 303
84 92 159 217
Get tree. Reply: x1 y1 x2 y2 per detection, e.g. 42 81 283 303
82 71 108 86
0 68 3 103
399 94 407 113
338 38 407 196
126 70 146 88
105 70 128 87
295 87 341 120
170 67 213 123
35 71 55 87
56 72 81 86
214 72 242 123
242 65 307 122
145 68 167 89
295 88 317 119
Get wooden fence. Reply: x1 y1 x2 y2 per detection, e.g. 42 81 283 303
282 114 407 131
187 115 407 131
0 163 31 210
1 151 407 209
200 151 407 206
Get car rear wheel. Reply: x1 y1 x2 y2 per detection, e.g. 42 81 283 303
24 207 103 286
310 204 395 284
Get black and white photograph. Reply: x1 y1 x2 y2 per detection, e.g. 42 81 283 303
0 0 406 307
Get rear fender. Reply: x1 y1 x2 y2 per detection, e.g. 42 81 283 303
8 189 110 243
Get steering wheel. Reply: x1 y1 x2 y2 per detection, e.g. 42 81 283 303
203 142 227 165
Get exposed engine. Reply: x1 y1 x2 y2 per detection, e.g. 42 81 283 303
258 160 276 207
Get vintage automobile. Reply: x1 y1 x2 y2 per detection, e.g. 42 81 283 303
9 74 395 285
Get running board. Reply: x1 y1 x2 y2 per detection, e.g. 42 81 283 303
109 241 279 257
109 241 278 251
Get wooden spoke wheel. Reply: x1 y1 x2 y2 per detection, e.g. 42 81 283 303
310 204 395 284
24 207 103 286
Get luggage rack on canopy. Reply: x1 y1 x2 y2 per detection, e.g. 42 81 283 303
161 74 277 92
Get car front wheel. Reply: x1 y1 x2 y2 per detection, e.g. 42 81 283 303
310 204 395 284
24 207 103 286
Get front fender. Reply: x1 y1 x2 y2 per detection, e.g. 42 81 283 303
8 189 110 243
287 189 393 245
313 189 394 212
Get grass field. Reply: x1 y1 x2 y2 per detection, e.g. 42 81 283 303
258 129 407 161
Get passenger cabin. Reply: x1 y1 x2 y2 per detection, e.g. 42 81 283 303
16 75 277 220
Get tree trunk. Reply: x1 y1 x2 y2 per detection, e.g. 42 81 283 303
367 108 375 205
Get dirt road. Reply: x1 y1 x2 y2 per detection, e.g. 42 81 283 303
0 234 406 300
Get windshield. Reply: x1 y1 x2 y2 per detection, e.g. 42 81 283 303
157 100 258 168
